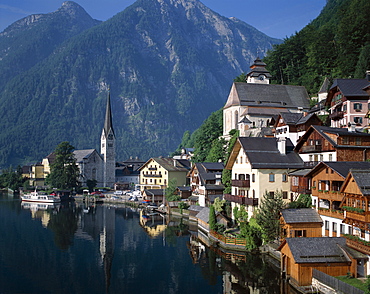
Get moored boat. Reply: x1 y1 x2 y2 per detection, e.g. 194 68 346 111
21 190 61 203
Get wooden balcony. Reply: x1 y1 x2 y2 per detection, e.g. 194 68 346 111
231 179 250 188
224 194 258 206
329 111 344 120
314 190 344 202
345 211 370 223
344 236 370 255
301 145 322 153
317 208 344 220
291 187 311 195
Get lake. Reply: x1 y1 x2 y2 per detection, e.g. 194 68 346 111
0 193 290 293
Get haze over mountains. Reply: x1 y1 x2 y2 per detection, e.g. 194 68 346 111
0 0 281 167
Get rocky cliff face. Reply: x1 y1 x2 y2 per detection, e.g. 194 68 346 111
0 0 281 166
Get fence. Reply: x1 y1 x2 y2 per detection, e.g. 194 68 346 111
313 269 364 294
209 230 247 246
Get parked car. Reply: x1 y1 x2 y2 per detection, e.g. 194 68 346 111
91 191 104 198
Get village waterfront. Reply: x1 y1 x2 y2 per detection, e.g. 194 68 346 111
0 192 298 294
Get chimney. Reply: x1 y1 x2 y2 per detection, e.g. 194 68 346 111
366 70 370 82
173 159 177 167
348 122 355 132
277 137 286 154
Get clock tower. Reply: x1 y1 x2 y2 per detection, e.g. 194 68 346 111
101 91 116 188
246 57 271 84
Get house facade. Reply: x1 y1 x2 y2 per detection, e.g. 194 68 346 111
294 125 370 165
225 137 304 219
139 157 190 191
188 162 224 207
326 77 370 128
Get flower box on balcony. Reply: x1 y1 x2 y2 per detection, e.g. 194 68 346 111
342 206 365 214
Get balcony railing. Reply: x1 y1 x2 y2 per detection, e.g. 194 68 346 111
231 179 250 188
291 187 311 194
314 190 344 202
344 235 370 255
143 174 162 178
317 208 344 220
224 194 258 206
301 145 322 152
345 210 370 223
329 111 344 120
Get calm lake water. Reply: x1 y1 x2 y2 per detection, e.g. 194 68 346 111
0 193 288 294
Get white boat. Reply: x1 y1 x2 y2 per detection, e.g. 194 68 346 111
21 190 61 203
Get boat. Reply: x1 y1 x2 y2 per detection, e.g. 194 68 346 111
21 190 61 203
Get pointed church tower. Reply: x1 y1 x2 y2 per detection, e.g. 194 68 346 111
101 91 116 188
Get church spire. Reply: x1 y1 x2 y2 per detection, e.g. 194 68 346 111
103 91 114 138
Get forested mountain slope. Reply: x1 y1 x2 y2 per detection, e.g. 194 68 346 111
264 0 370 94
0 0 280 167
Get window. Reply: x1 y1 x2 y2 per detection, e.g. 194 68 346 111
332 222 337 233
340 224 345 234
294 230 306 237
282 173 288 182
329 154 333 161
252 174 255 182
325 221 329 230
355 137 361 145
282 191 288 199
354 117 363 124
309 155 313 161
292 176 298 186
269 191 274 198
342 137 349 144
320 154 323 161
343 104 347 112
354 103 362 111
269 173 275 182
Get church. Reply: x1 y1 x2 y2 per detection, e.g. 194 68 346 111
41 92 116 188
223 58 311 137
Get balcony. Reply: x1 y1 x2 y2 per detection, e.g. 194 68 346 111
344 235 370 255
148 167 157 171
344 210 370 223
291 187 311 194
317 208 344 220
301 145 322 153
314 190 344 202
329 111 344 120
231 179 250 188
224 194 258 206
143 174 162 178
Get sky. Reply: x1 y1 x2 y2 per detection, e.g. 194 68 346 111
0 0 326 39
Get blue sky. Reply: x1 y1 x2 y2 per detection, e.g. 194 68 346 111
0 0 326 39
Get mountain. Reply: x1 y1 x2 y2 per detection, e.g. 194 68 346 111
0 0 281 167
264 0 370 94
0 1 101 90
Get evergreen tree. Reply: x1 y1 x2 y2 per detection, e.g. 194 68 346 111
256 190 285 243
165 178 180 201
46 141 80 190
209 205 216 231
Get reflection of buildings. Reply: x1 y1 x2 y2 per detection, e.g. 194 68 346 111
21 202 59 227
77 205 115 292
139 210 167 238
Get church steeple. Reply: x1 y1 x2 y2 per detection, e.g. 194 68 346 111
101 90 116 188
103 91 115 138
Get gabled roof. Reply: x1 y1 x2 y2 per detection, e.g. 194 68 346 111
329 79 370 97
189 162 224 185
281 208 322 224
279 237 351 264
224 82 310 109
230 137 304 169
139 157 190 172
143 189 164 196
295 125 370 151
196 207 210 223
341 169 370 196
73 149 100 163
275 112 320 128
318 77 331 94
306 161 370 179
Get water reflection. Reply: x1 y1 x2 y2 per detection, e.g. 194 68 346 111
0 194 295 294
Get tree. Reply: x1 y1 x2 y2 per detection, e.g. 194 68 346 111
209 205 216 231
86 179 97 193
46 141 80 190
213 197 226 213
0 165 27 191
256 190 285 243
165 178 180 201
288 194 312 209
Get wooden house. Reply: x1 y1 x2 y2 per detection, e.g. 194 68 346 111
274 112 322 146
142 189 165 205
280 209 322 240
279 237 357 287
294 125 370 165
289 168 312 199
